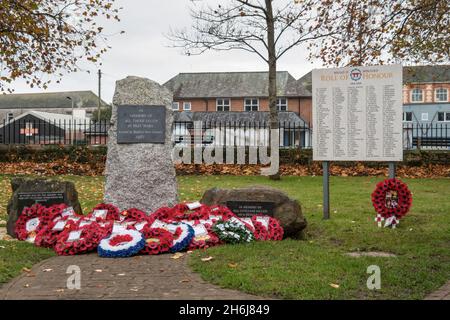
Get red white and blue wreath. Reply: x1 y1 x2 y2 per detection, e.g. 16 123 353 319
98 229 146 258
372 178 412 228
212 219 254 244
167 222 195 253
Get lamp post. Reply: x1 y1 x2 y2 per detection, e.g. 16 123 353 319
66 96 74 143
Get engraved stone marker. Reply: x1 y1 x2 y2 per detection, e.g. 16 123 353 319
104 76 178 212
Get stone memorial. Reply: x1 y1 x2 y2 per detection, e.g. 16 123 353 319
7 178 82 237
104 76 178 212
201 185 307 238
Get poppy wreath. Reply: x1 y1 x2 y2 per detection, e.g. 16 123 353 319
54 222 108 256
186 220 222 251
35 218 78 248
251 216 284 241
213 220 254 244
119 208 148 222
148 207 173 224
88 203 120 222
167 223 195 253
169 203 211 222
14 203 48 242
140 226 174 255
187 231 221 251
371 178 412 219
40 204 69 222
209 205 237 220
98 229 146 258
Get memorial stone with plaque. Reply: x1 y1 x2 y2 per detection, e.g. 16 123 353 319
201 185 307 238
7 178 82 237
104 76 178 212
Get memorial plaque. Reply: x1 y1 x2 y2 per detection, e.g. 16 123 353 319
226 201 275 218
312 64 403 161
117 105 166 144
17 192 66 216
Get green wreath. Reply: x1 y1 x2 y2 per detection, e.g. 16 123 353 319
212 220 254 244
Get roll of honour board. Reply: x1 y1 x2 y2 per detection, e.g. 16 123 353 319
312 65 403 162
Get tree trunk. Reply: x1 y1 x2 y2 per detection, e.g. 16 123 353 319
265 0 280 180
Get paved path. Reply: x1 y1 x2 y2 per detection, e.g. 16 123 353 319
424 281 450 300
0 253 264 300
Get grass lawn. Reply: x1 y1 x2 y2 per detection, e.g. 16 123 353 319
1 174 449 299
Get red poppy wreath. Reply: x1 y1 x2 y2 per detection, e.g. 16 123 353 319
371 178 412 220
15 203 48 243
140 226 174 255
54 222 109 256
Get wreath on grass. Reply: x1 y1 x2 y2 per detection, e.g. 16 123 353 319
15 203 48 242
371 178 412 220
251 216 284 241
98 229 146 258
167 223 195 253
140 227 174 255
35 218 78 248
212 220 254 244
54 222 108 256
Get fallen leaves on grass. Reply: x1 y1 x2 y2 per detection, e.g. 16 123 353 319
329 283 340 289
201 256 214 262
0 161 449 178
175 163 450 178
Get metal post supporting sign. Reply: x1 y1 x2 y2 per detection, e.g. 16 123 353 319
323 161 330 220
389 162 396 179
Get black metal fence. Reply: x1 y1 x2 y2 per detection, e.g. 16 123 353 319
0 119 109 145
1 118 450 150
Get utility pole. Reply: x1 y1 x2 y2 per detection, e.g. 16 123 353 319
97 69 102 122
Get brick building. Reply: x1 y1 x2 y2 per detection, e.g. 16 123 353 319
164 71 312 124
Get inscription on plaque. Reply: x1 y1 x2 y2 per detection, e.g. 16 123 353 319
226 201 275 218
17 192 66 216
117 105 166 144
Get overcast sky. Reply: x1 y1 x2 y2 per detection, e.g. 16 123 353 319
11 0 323 103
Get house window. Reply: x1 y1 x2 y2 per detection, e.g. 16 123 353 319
435 88 448 102
277 98 288 111
437 112 450 122
403 112 413 122
411 88 423 102
7 113 14 122
172 102 180 111
421 113 429 121
183 102 191 111
244 98 259 111
216 98 230 111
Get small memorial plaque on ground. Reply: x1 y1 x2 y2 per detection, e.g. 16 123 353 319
117 105 166 144
226 201 275 218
